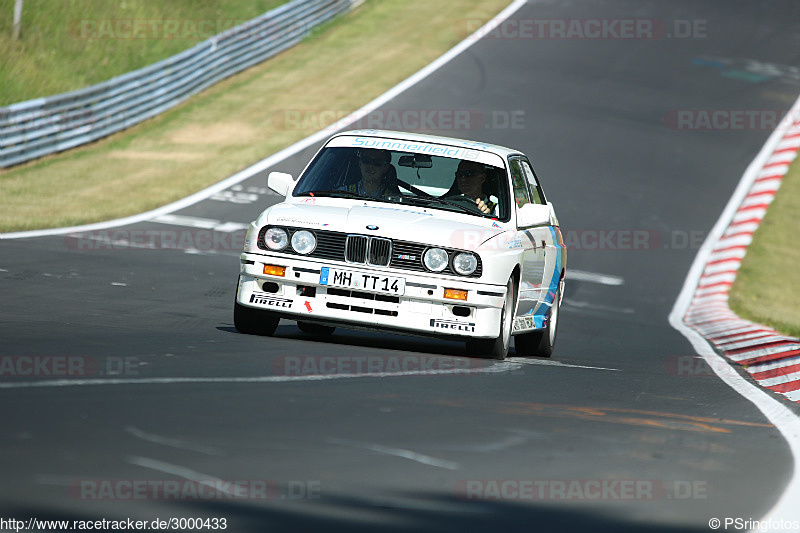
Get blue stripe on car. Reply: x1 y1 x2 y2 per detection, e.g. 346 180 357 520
533 226 562 327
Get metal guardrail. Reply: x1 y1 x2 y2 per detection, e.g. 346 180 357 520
0 0 361 168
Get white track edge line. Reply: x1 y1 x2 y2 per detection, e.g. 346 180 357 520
0 0 528 241
0 362 524 389
669 92 800 529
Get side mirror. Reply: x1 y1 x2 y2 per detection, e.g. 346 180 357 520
268 172 295 197
517 203 551 228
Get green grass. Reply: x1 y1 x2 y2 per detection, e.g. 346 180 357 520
0 0 287 106
729 159 800 338
0 0 510 231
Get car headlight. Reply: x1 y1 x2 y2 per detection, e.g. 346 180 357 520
452 252 478 276
264 227 288 251
423 248 449 272
291 230 316 254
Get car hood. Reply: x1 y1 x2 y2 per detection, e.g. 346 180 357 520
261 202 504 250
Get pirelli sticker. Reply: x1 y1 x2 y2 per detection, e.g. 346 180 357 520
430 319 475 333
249 292 292 309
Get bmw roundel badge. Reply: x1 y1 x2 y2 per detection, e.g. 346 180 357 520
366 225 379 230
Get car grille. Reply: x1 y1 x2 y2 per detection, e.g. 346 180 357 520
367 238 391 266
258 226 482 277
345 235 367 263
344 236 391 266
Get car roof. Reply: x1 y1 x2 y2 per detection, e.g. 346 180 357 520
330 129 523 159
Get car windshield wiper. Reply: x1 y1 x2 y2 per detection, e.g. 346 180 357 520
399 195 482 216
296 190 374 201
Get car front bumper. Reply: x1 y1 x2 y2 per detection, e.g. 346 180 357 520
236 252 508 339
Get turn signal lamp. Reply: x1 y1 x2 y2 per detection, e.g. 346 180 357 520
263 264 286 277
443 288 468 301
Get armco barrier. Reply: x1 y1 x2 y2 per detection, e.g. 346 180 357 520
0 0 361 168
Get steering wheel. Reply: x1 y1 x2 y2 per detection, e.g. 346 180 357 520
445 194 486 212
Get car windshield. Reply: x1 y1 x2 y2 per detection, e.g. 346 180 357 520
292 146 509 220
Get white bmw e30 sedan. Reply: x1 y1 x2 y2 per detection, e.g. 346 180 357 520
234 129 566 360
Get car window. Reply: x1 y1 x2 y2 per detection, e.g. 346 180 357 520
521 160 544 205
292 146 510 220
508 158 530 208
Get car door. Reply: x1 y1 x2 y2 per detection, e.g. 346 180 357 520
509 156 546 320
519 157 563 324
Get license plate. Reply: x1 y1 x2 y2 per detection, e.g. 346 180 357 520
320 267 405 295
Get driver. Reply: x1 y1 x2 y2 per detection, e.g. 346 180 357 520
447 160 496 214
343 149 400 198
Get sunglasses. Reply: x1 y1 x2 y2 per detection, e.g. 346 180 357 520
455 169 483 179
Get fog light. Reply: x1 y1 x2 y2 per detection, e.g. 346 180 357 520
263 264 286 277
444 288 468 301
452 305 472 317
262 282 280 293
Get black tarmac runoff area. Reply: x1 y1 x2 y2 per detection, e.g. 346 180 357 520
2 1 800 532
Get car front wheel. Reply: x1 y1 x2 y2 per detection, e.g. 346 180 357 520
466 277 515 360
514 283 561 358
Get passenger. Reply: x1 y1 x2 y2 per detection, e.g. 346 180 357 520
447 160 496 214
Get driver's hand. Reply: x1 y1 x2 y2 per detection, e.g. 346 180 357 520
475 198 490 214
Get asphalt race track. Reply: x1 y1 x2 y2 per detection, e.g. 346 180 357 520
2 1 800 531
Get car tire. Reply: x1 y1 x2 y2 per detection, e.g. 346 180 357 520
514 283 561 358
297 321 336 336
234 301 279 336
466 277 515 360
